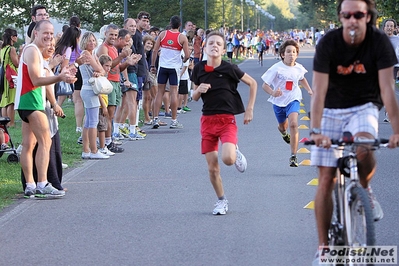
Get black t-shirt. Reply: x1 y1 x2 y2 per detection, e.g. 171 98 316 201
126 42 137 74
129 31 146 77
313 25 397 109
191 61 245 115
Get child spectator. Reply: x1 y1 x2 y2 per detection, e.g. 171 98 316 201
98 54 115 156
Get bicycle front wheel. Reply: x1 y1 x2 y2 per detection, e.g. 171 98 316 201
345 185 376 247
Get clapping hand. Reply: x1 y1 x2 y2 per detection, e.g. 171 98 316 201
126 53 141 65
121 47 132 58
60 65 77 84
49 54 64 69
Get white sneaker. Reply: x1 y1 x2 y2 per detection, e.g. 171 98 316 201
81 152 91 159
99 147 115 156
235 146 247 173
61 163 68 169
367 186 384 221
213 199 229 215
89 151 110 159
177 108 186 114
312 250 332 266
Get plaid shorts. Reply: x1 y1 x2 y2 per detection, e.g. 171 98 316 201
310 102 379 167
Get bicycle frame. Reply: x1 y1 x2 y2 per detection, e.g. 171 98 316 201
306 133 386 249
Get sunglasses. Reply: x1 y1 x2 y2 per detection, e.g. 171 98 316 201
140 15 150 20
340 11 367 20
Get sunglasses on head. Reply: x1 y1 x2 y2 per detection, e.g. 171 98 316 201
140 15 150 20
340 11 367 20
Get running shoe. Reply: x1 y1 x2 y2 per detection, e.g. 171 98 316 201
182 106 191 112
235 146 247 173
77 136 83 145
82 152 91 159
35 183 65 198
383 117 390 123
99 146 115 156
24 187 36 198
112 139 123 145
165 112 172 119
112 132 124 141
107 142 124 153
119 127 130 138
170 120 183 129
62 163 68 169
153 118 160 129
90 151 110 159
177 108 186 114
312 250 332 266
367 187 384 221
129 133 145 140
282 133 290 144
213 199 229 215
289 155 299 167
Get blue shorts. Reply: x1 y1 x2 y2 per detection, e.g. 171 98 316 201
157 67 179 86
273 100 300 124
310 102 379 167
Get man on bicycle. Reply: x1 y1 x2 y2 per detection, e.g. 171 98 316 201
309 0 399 264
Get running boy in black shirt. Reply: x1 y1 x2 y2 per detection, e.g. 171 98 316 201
191 31 257 215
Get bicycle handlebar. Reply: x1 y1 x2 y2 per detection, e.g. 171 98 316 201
304 137 389 147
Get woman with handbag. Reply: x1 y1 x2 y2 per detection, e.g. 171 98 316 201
79 32 110 159
0 28 19 127
54 25 81 105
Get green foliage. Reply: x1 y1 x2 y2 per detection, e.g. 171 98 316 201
1 0 399 38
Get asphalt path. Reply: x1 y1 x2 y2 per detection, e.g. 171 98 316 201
0 47 398 266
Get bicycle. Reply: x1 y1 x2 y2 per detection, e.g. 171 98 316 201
305 131 388 249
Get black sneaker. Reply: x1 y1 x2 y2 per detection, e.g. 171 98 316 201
282 133 290 144
289 155 298 167
107 142 124 153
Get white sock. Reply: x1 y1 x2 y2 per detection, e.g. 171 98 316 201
37 181 47 189
113 123 121 134
26 182 36 190
105 137 112 145
129 125 136 134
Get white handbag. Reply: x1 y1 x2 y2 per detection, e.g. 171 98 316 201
88 76 113 95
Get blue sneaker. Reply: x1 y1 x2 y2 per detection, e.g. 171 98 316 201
128 133 145 140
165 112 172 118
112 132 124 140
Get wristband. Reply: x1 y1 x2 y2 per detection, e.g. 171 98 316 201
150 65 155 68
